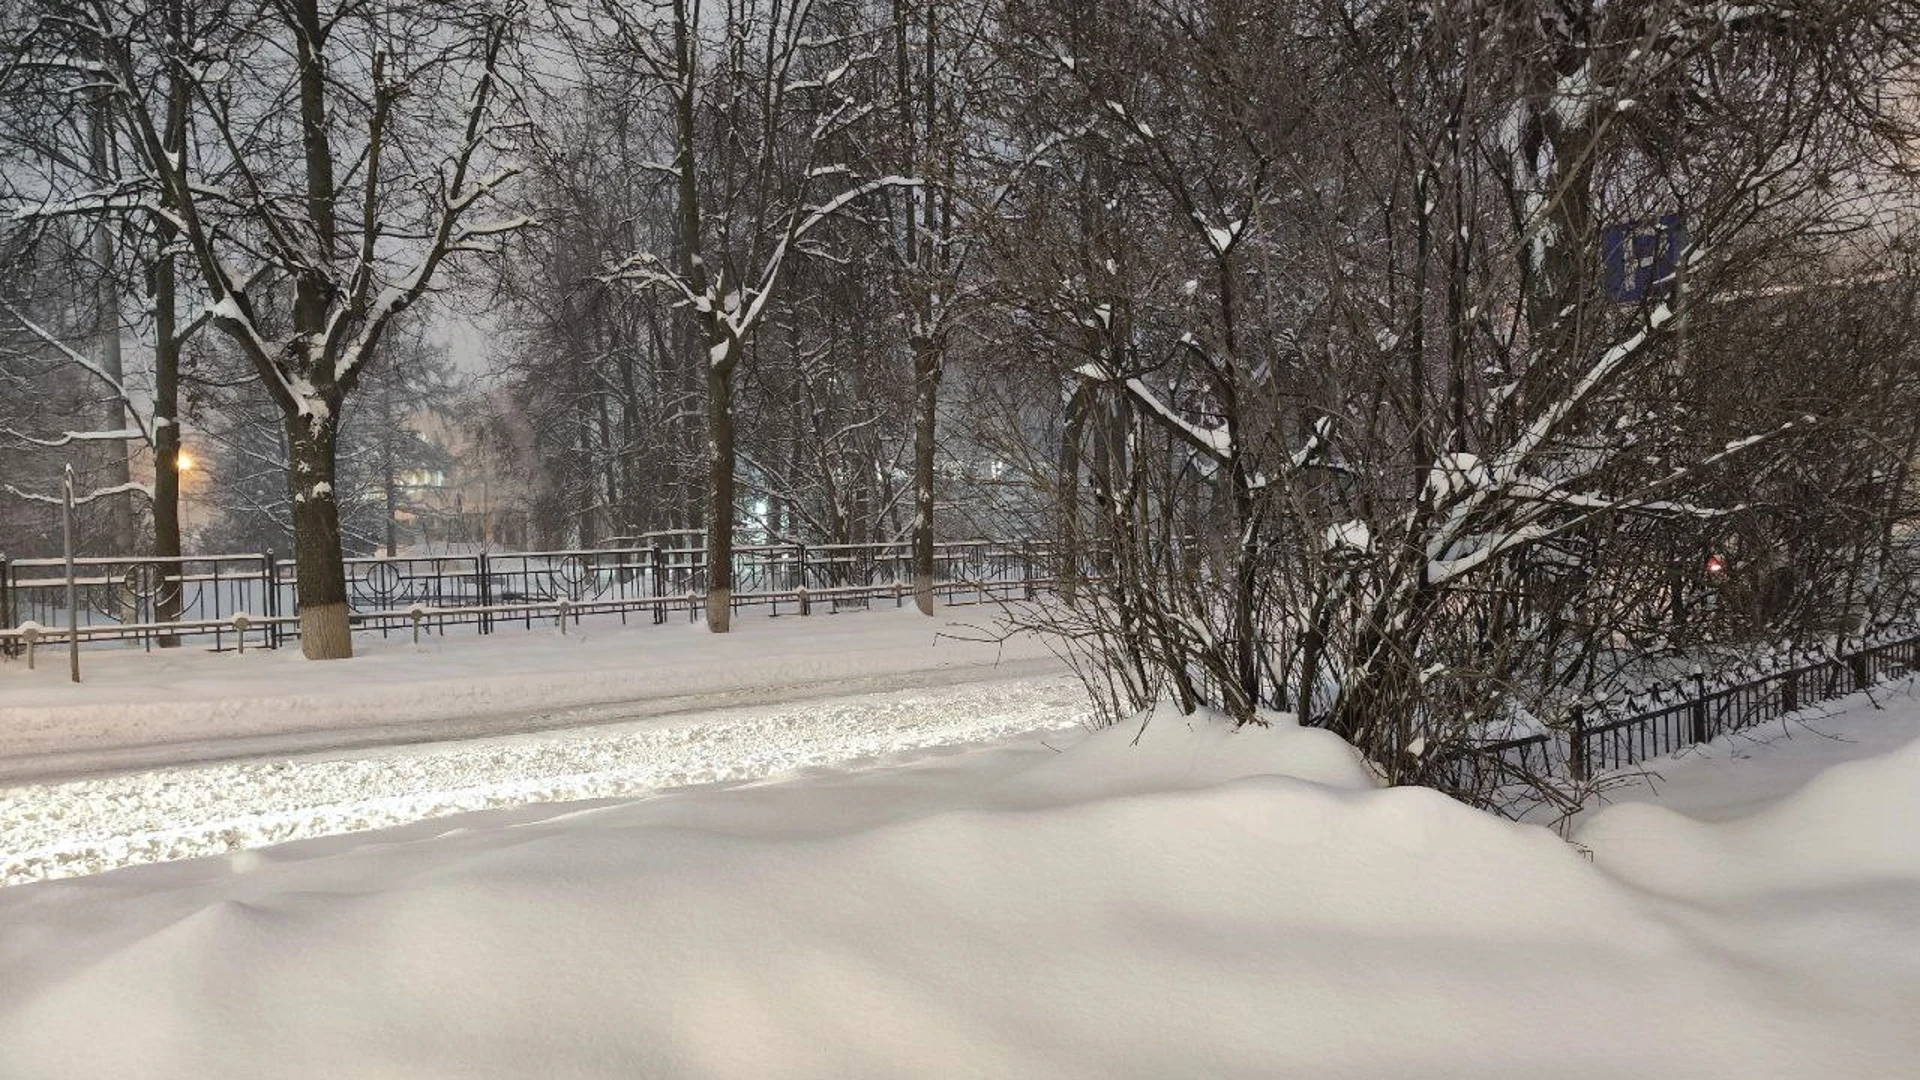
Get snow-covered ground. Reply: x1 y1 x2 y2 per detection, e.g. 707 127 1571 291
0 607 1063 781
2 661 1917 1076
1 607 1083 885
0 674 1086 886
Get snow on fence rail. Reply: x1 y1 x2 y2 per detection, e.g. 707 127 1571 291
1174 623 1920 794
0 540 1059 656
1425 628 1920 789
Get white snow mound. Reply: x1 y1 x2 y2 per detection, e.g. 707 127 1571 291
2 713 1918 1078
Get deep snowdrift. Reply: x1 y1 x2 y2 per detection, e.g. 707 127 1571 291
3 706 1916 1078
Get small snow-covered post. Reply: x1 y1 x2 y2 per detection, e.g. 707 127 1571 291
63 464 79 683
555 597 572 634
231 612 252 654
408 603 426 645
796 585 811 617
20 622 41 670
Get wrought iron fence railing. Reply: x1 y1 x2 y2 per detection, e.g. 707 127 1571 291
1427 627 1920 789
1176 623 1920 793
10 536 1906 796
0 540 1061 655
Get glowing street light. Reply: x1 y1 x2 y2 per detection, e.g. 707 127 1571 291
175 449 195 547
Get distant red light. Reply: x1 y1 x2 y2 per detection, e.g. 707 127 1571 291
1704 554 1728 576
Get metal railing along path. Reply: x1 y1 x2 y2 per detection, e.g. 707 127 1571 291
1 539 1061 656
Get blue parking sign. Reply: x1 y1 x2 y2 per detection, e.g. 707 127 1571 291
1602 214 1684 302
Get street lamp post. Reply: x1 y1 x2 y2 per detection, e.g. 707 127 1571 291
175 450 194 549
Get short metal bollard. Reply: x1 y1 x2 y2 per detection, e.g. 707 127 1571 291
19 621 40 670
232 612 253 654
556 597 573 634
409 603 427 645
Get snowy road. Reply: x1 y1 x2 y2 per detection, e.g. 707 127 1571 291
0 653 1070 784
1 670 1087 886
0 608 1065 781
0 609 1091 885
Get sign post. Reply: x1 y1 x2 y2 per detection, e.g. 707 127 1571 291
63 464 79 683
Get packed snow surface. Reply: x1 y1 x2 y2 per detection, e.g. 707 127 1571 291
1 610 1081 883
0 675 1085 886
0 608 1064 780
2 681 1918 1077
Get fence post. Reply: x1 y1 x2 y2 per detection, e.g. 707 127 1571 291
797 585 811 617
651 544 667 625
0 553 12 657
1568 704 1588 782
260 551 280 649
477 552 494 635
1690 668 1709 745
1782 667 1799 714
1850 650 1870 692
1023 540 1036 600
796 543 809 591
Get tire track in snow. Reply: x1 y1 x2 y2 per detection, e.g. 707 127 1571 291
1 673 1088 886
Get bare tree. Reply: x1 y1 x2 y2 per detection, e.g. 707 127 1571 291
47 0 533 658
569 0 914 631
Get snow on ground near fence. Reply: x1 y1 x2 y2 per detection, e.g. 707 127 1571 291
3 695 1919 1077
0 674 1087 885
0 607 1064 780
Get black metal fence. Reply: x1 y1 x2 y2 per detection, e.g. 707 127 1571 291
17 537 1898 789
0 539 1060 654
1434 627 1920 787
1172 621 1920 794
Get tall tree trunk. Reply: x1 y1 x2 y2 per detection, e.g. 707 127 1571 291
706 349 735 632
911 334 940 615
1229 455 1259 712
151 249 182 645
149 1 190 644
287 411 352 659
1059 381 1090 606
91 105 134 557
381 376 398 556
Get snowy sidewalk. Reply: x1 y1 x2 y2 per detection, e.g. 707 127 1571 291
0 607 1063 781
